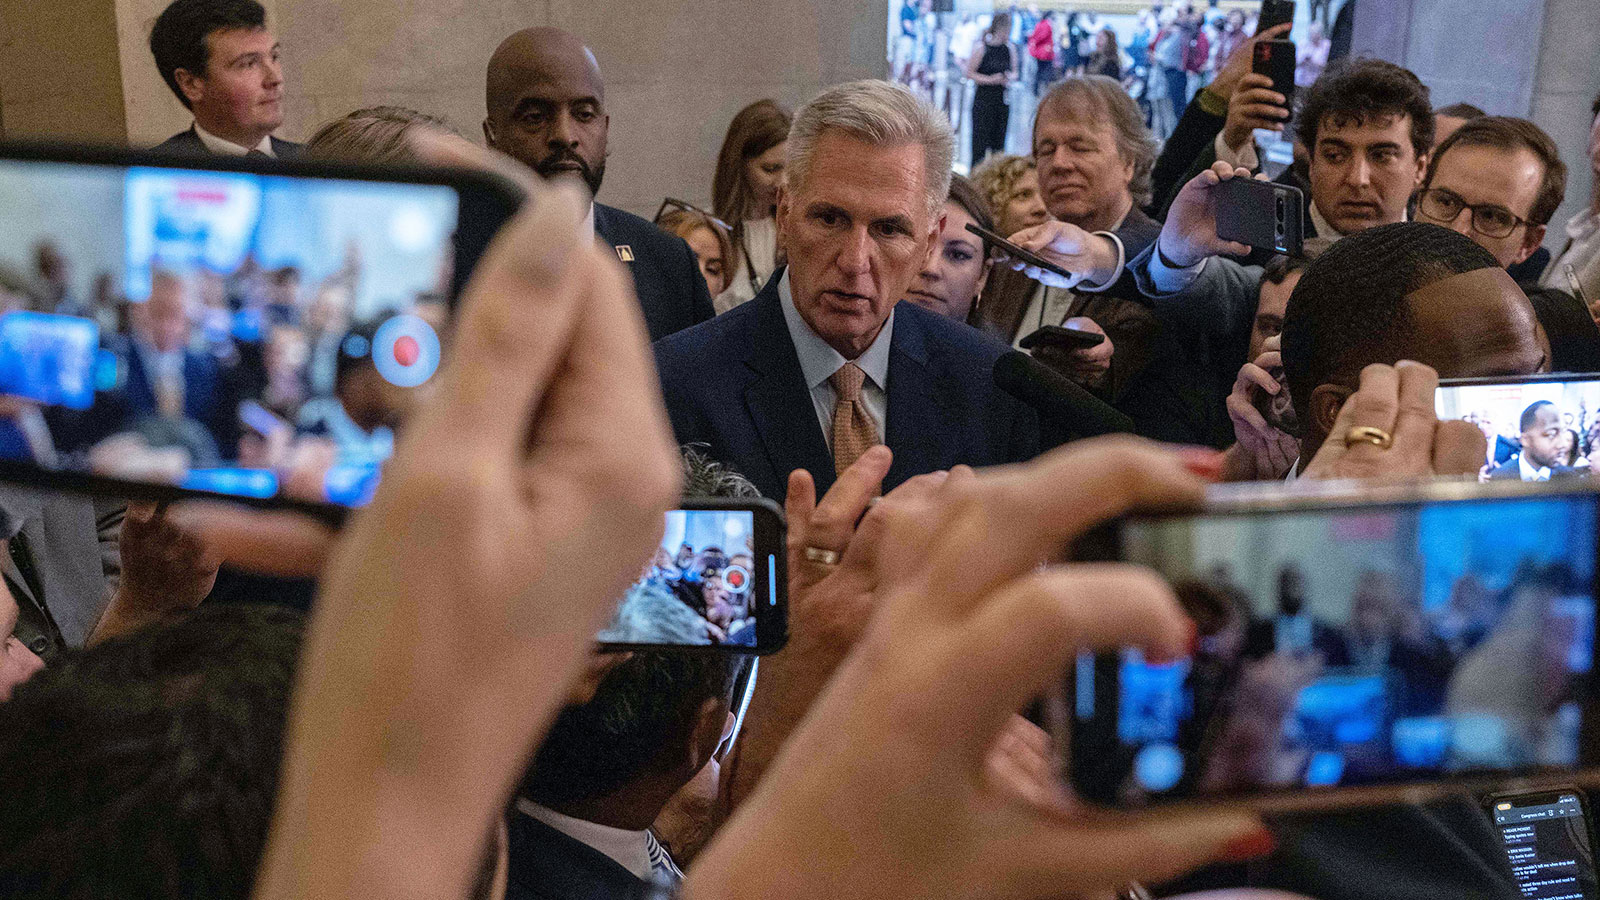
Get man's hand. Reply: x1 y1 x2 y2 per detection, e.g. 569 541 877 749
1157 161 1261 269
255 145 682 900
1301 361 1487 481
1223 339 1299 481
689 438 1271 900
1207 22 1291 100
1003 221 1121 289
1034 317 1115 389
91 502 222 644
1221 73 1290 156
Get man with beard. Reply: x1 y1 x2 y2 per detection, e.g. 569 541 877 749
484 27 714 340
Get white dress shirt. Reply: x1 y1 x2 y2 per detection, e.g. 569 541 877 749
777 270 892 451
515 798 653 880
1519 454 1553 482
193 122 275 156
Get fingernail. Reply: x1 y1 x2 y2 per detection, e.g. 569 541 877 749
1218 827 1277 863
1175 446 1225 481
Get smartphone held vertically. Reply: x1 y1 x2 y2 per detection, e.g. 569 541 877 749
1253 38 1298 111
1485 787 1599 899
0 143 522 515
596 498 788 654
1070 479 1600 813
1256 0 1297 35
1216 177 1305 258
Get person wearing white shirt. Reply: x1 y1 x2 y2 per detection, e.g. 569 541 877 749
1486 401 1577 481
148 0 302 158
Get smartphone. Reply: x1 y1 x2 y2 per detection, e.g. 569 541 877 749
1069 479 1600 813
1256 0 1297 36
964 222 1076 283
0 143 522 516
1486 787 1598 899
1437 374 1600 482
1216 176 1305 258
1019 324 1106 352
596 498 788 653
1250 360 1300 438
1253 39 1298 111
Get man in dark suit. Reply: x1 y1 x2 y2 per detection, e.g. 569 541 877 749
973 75 1227 445
120 272 227 458
483 27 713 341
509 603 744 899
1488 401 1582 481
148 0 301 158
656 81 1040 501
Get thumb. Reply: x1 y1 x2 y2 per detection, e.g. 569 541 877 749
1019 809 1270 894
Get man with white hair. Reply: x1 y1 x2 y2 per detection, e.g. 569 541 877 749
654 80 1042 499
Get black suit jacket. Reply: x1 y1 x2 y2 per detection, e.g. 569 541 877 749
594 203 715 342
152 125 303 158
505 811 651 900
654 271 1041 500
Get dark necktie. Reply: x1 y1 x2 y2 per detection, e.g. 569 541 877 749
245 149 272 159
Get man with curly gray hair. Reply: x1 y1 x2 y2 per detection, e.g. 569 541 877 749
656 79 1042 500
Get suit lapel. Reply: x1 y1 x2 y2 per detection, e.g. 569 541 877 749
741 280 835 494
884 305 955 488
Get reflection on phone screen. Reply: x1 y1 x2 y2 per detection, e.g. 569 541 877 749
1437 378 1600 483
0 158 460 506
1077 492 1597 804
597 509 771 649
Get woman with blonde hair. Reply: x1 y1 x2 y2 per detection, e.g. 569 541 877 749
657 207 735 299
711 99 792 312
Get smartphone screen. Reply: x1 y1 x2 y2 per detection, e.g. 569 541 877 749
1490 789 1599 899
1071 486 1598 807
1437 376 1600 483
596 500 788 653
0 150 516 509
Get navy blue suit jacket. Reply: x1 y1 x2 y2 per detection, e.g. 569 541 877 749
654 271 1042 500
124 347 224 432
152 126 303 158
595 203 715 342
504 811 650 900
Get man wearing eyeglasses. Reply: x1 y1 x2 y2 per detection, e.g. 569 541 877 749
1415 117 1565 273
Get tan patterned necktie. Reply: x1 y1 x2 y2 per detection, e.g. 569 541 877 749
829 362 880 477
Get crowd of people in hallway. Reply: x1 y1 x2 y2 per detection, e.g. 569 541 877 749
0 1 1598 900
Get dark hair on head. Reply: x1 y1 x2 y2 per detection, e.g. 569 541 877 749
713 100 793 252
1281 222 1498 427
520 651 743 807
149 0 268 109
1260 246 1320 288
0 602 305 898
947 172 996 236
306 106 458 163
1425 116 1568 226
1520 399 1555 433
1298 58 1433 161
1436 102 1487 120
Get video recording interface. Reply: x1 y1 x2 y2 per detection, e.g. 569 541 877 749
1437 378 1600 484
1493 793 1598 900
1076 491 1598 804
597 509 772 649
0 158 460 505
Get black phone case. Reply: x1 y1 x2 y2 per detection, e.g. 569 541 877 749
1215 177 1305 257
963 222 1075 281
1253 39 1297 109
1019 325 1106 351
1256 0 1296 35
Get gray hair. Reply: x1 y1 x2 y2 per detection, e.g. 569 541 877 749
786 79 955 220
681 446 762 499
1035 76 1158 207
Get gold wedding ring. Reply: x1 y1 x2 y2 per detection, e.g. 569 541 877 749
803 546 842 566
1343 425 1394 450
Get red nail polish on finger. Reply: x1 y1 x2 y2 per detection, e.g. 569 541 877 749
1218 827 1277 863
1175 446 1225 481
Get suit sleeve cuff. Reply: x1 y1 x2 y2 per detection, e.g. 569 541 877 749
1076 232 1126 292
1213 131 1261 171
1148 243 1209 294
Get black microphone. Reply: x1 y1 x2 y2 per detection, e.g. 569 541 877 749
993 350 1134 439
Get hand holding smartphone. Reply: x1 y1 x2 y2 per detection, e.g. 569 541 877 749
964 222 1078 285
1216 177 1305 257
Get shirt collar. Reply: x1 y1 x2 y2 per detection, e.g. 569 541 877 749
193 121 274 157
1308 200 1407 243
515 798 652 880
1519 454 1552 481
777 269 894 392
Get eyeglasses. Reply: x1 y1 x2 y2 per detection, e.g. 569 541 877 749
653 197 732 232
1415 188 1529 239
